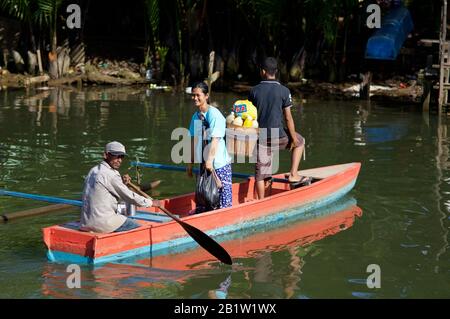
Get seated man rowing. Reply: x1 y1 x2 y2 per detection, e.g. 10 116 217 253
80 141 160 233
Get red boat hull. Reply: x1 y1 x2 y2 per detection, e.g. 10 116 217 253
42 162 361 264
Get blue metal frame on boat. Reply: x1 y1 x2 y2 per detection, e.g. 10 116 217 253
130 161 252 179
0 189 173 223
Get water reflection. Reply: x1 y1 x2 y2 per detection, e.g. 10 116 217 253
41 262 188 298
41 197 362 298
3 87 448 297
354 103 410 146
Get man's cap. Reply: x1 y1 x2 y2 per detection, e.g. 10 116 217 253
105 141 127 156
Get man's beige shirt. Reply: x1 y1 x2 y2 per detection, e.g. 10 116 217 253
80 161 151 233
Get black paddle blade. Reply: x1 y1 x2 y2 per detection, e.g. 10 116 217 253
127 182 232 264
180 221 233 265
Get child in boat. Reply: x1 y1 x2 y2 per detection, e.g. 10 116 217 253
248 57 306 199
186 82 233 213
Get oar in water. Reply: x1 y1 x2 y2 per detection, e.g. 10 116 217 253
127 181 233 265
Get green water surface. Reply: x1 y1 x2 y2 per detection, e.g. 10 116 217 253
0 87 448 298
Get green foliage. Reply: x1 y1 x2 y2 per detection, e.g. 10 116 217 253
305 0 358 45
242 0 286 26
157 45 169 71
145 0 160 45
0 0 65 52
236 0 290 54
1 0 65 28
0 0 440 83
33 0 64 28
0 0 32 21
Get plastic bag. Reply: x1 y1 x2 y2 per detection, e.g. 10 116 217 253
195 169 222 212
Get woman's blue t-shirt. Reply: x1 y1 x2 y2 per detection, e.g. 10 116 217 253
189 106 231 170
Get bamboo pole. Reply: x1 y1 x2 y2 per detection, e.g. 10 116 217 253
2 204 74 223
37 49 43 75
206 51 215 93
205 51 220 96
433 117 449 273
438 0 448 114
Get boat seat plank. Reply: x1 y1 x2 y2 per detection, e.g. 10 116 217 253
61 221 80 230
60 212 176 230
132 212 173 223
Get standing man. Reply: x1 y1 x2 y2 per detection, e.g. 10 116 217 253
80 141 159 233
248 57 305 199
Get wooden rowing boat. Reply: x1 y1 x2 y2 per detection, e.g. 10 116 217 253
41 199 362 298
42 162 361 264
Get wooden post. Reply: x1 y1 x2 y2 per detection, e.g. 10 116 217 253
37 49 43 75
423 55 433 112
2 49 8 69
205 51 220 97
438 0 448 114
207 51 215 94
423 80 431 112
360 71 372 100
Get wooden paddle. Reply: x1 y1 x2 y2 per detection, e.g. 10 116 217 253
127 181 233 265
139 180 162 192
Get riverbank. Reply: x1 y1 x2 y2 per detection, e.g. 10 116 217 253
296 78 422 104
0 58 148 89
231 78 423 105
1 65 424 106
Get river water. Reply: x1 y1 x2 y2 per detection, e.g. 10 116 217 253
0 86 448 298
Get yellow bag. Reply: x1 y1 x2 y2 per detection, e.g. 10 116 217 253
233 100 257 120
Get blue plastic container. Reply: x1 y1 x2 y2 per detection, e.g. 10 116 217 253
365 6 414 60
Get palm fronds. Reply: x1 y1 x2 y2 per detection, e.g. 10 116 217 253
33 0 64 28
145 0 160 45
0 0 32 21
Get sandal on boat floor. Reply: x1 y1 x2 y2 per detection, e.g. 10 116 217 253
286 175 313 185
284 173 303 182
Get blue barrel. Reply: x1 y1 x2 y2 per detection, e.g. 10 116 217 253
365 6 414 60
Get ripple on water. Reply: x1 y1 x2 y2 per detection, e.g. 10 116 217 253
352 291 377 299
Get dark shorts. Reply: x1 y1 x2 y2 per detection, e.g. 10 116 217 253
255 132 305 182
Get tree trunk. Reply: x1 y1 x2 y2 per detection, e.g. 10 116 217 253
12 50 25 72
360 71 372 100
27 51 37 75
48 51 58 79
339 14 350 82
36 49 43 74
28 20 37 52
49 26 58 79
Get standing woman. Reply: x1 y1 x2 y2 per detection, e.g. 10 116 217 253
187 82 233 212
